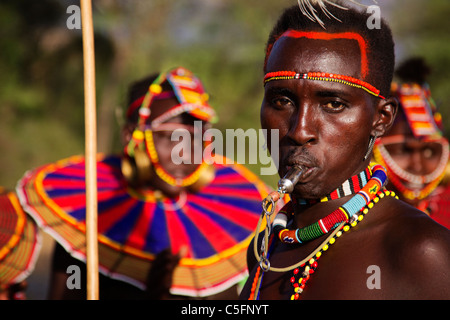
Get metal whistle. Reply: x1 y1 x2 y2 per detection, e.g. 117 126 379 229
277 166 304 194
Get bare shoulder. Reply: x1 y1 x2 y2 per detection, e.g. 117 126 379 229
377 197 450 298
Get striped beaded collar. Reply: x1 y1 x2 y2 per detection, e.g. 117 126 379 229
294 166 372 205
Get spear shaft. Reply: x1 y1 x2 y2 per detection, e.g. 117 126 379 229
80 0 99 300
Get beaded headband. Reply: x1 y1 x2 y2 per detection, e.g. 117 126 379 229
126 67 217 126
264 30 385 99
391 82 442 138
264 71 384 99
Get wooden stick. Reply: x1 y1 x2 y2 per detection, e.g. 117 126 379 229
80 0 99 300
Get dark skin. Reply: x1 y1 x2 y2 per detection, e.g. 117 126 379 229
240 37 450 300
122 95 201 198
49 93 238 299
380 110 445 208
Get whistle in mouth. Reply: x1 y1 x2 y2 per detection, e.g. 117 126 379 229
277 166 304 194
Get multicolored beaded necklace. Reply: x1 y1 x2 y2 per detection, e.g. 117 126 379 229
249 164 394 300
295 166 371 205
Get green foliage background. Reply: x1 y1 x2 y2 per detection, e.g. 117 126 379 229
1 0 449 190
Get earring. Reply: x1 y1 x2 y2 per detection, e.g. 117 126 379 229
121 149 153 186
363 134 377 161
121 155 137 184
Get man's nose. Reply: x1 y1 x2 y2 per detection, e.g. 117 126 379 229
287 104 318 146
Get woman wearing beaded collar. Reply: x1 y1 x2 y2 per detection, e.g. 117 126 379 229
240 3 450 300
373 57 450 229
42 67 273 300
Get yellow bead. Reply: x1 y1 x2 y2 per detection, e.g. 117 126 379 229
291 295 295 300
343 225 350 232
363 208 369 214
358 215 364 221
351 221 357 227
374 197 379 203
316 252 322 258
368 202 374 208
322 244 329 251
329 238 335 245
309 258 315 265
132 130 144 140
201 93 210 101
150 84 162 94
336 231 342 238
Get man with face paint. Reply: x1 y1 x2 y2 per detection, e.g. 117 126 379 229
373 57 450 229
240 3 450 300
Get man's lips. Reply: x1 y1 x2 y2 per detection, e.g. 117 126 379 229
282 164 316 184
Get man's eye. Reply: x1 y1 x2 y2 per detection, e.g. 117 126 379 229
324 101 346 111
271 97 293 109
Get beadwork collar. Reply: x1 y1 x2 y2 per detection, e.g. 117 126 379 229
273 165 387 245
294 166 372 205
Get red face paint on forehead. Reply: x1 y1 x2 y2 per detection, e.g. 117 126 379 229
265 29 369 80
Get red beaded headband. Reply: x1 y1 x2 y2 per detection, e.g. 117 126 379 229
264 71 385 99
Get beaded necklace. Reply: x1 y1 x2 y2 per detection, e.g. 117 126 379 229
373 141 448 200
295 166 371 205
248 164 392 300
273 165 386 244
255 189 397 300
144 129 210 187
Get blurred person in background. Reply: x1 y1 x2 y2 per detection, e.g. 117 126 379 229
373 57 450 229
18 66 275 299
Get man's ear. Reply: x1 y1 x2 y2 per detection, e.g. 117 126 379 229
371 97 398 137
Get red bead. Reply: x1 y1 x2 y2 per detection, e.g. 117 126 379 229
290 277 296 283
293 268 299 275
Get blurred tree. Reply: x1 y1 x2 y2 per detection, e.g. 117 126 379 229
0 0 114 188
